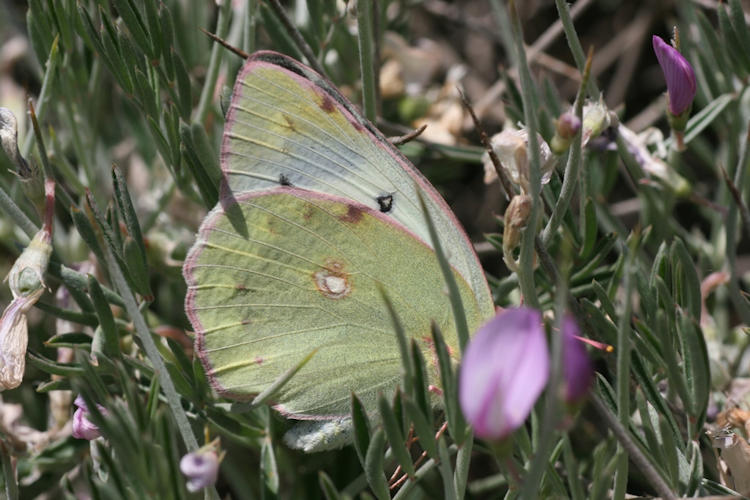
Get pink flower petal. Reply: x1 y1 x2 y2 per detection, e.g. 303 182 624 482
459 308 549 440
652 35 697 115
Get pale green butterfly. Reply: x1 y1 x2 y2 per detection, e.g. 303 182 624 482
183 51 494 451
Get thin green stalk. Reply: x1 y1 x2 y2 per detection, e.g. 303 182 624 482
726 124 750 324
0 181 38 238
519 261 568 499
508 1 541 308
454 437 473 500
554 0 599 96
437 438 458 500
266 0 328 77
194 0 231 125
101 244 215 500
243 0 258 54
613 236 637 500
542 49 591 245
356 0 377 123
21 36 60 158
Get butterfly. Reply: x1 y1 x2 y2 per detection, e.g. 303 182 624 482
183 51 494 450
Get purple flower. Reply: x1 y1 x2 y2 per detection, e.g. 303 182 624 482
71 395 105 440
180 450 219 492
652 35 696 116
561 316 593 403
459 308 549 440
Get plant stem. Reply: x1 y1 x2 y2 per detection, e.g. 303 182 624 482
356 0 377 123
266 0 328 77
726 123 750 324
554 0 599 96
194 0 231 125
613 235 637 499
542 49 592 245
507 0 541 308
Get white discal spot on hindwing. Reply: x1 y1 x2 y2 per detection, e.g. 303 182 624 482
313 259 351 299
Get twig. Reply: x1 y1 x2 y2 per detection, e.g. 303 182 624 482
388 124 428 146
458 89 515 202
720 163 750 234
200 28 249 59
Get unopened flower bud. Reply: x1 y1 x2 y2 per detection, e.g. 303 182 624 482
7 181 54 300
0 179 54 390
482 129 554 193
0 108 31 178
181 448 220 492
502 194 531 272
582 98 615 145
0 296 32 390
652 34 696 120
550 112 582 154
71 395 107 440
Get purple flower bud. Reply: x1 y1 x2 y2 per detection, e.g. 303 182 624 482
459 308 549 440
561 316 593 403
180 450 219 492
652 35 696 116
71 395 105 440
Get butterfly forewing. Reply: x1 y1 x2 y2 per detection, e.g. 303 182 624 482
221 51 494 318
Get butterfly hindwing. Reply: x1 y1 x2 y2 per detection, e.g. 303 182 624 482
184 188 486 418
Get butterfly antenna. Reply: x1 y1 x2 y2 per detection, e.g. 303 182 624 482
199 27 250 60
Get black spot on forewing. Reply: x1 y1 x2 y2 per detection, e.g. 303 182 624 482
279 174 293 186
376 194 394 213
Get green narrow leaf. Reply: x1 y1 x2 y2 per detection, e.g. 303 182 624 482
112 165 147 261
250 350 317 408
403 396 438 461
351 393 372 468
378 393 415 479
670 238 702 321
409 340 431 418
260 437 280 495
87 275 119 357
70 204 105 264
578 197 597 259
318 471 343 500
431 322 465 444
417 190 470 352
189 123 222 187
174 52 192 121
34 301 98 327
44 332 93 348
143 0 162 59
676 313 710 428
180 123 219 208
36 379 71 393
145 375 161 423
377 285 413 395
364 429 390 500
123 237 152 297
591 280 617 322
26 351 85 376
111 0 153 59
159 4 176 79
682 93 734 145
